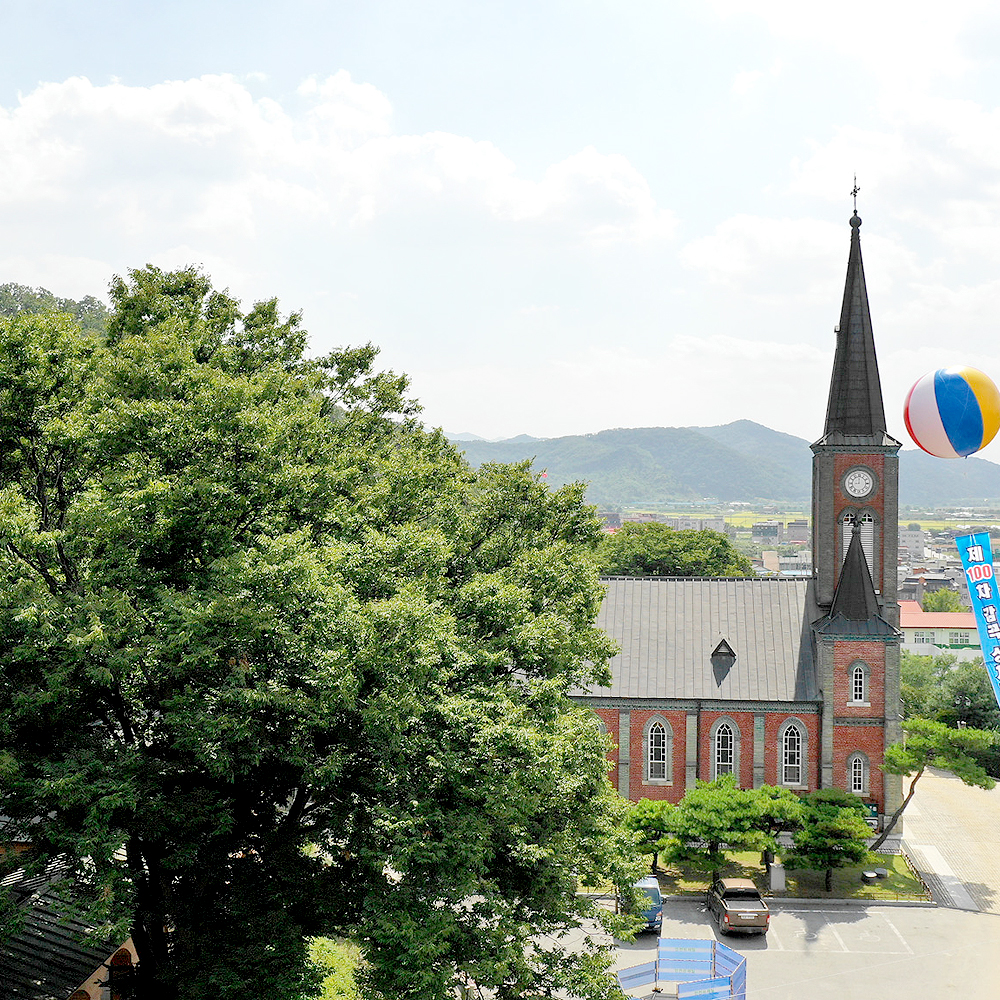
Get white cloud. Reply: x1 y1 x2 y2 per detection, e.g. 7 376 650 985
680 215 845 301
731 60 783 97
707 0 990 92
0 72 674 285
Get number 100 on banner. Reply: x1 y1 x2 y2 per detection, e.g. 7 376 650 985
956 532 1000 712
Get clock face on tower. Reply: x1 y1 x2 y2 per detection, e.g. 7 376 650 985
843 467 875 498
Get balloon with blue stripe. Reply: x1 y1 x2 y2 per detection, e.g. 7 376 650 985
904 366 1000 459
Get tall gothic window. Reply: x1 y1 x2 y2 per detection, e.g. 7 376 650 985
715 723 734 777
782 724 802 785
852 664 866 703
848 753 869 794
649 722 667 780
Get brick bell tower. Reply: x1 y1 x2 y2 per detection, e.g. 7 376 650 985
811 210 903 827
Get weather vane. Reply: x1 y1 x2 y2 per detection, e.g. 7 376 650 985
851 175 860 213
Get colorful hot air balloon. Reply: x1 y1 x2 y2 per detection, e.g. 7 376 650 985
904 366 1000 458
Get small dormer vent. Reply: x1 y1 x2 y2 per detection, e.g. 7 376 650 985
711 639 737 684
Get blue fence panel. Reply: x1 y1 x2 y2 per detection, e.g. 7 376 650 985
678 976 734 1000
659 938 715 957
714 943 743 976
616 960 658 991
731 963 747 1000
658 938 714 980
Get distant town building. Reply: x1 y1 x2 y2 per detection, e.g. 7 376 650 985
785 519 809 544
898 572 968 607
663 516 727 532
751 520 782 544
899 601 981 661
898 527 925 562
779 551 813 577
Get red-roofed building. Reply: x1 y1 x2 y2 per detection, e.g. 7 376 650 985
900 600 980 659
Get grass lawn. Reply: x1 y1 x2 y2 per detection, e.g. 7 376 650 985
648 850 930 901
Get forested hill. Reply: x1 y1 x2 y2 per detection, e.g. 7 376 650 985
449 420 1000 507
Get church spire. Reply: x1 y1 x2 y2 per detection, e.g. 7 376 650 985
829 519 881 621
818 212 889 444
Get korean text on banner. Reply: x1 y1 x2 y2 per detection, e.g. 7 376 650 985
956 532 1000 711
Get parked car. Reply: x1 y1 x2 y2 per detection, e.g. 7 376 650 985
705 877 769 935
634 875 663 933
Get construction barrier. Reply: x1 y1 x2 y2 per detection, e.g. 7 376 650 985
617 938 746 999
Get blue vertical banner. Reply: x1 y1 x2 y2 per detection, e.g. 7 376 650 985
956 532 1000 711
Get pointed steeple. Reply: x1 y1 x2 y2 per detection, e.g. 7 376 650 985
829 519 881 621
814 517 898 636
816 213 894 446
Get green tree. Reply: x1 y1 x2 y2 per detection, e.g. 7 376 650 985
900 652 1000 730
310 938 362 1000
625 798 674 870
932 658 1000 730
0 267 640 1000
598 523 753 577
661 777 769 878
781 789 871 892
754 784 805 840
900 651 951 718
922 588 967 612
870 718 998 851
0 281 108 333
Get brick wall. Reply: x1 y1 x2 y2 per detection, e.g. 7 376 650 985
832 641 886 717
832 724 885 812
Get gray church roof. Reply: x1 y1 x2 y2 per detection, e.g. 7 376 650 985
582 576 818 703
0 867 118 999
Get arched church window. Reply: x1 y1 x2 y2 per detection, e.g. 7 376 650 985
781 723 802 785
644 717 672 783
777 718 808 787
848 753 870 795
849 661 870 705
710 719 740 782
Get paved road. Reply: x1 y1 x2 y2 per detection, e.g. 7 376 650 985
901 766 1000 913
612 899 1000 999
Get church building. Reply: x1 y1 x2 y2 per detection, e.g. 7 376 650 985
576 211 904 832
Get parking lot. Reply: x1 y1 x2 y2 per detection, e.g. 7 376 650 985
612 899 1000 999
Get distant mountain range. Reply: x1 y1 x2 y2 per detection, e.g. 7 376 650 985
447 420 1000 508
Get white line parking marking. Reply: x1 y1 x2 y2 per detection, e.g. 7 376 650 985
883 915 914 955
769 911 912 955
826 921 849 952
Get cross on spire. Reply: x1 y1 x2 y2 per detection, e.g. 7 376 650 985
851 175 860 213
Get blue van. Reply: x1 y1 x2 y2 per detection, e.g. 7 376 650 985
635 875 663 934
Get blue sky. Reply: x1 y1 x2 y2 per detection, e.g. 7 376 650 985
7 1 1000 460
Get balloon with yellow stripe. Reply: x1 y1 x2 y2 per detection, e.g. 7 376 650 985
904 366 1000 459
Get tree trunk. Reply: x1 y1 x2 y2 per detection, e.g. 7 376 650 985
825 867 832 892
126 838 178 1000
869 767 924 852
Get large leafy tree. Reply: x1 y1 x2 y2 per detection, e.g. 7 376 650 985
0 268 639 1000
598 523 752 577
660 777 770 878
781 789 870 892
870 717 997 852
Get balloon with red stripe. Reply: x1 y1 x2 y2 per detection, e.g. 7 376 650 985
904 366 1000 459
